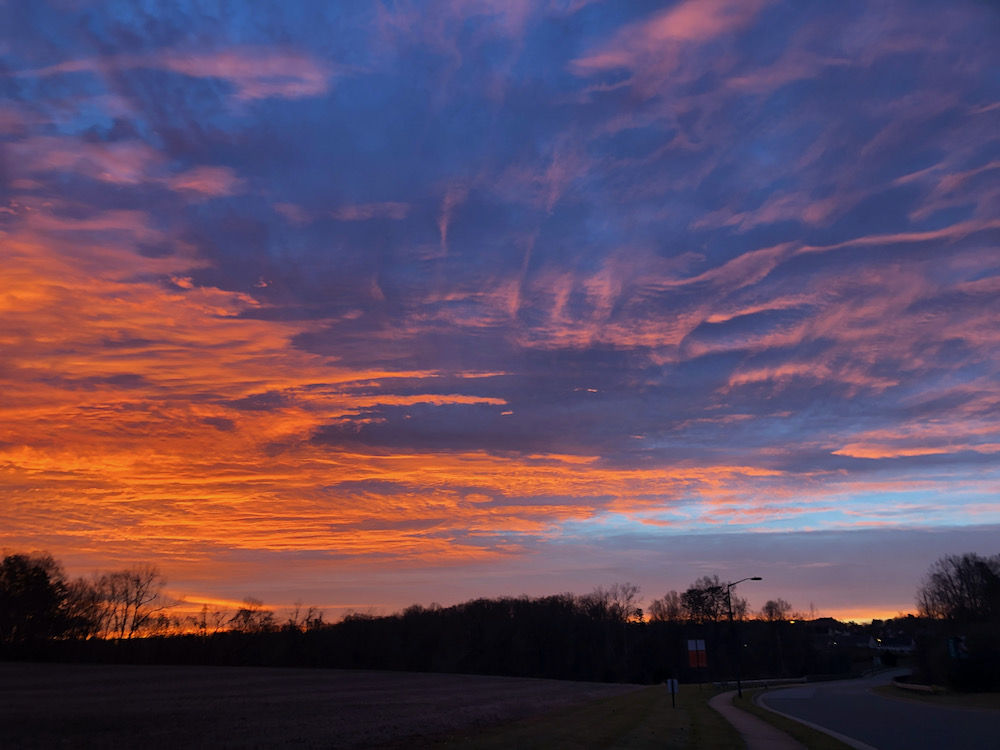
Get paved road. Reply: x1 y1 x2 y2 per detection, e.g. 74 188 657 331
759 670 999 750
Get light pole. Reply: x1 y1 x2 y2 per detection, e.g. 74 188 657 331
727 576 762 698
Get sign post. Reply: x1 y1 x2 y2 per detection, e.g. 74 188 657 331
666 678 678 708
687 639 707 690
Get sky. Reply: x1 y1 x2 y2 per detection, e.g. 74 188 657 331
2 0 999 624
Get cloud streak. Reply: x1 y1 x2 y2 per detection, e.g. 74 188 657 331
19 48 335 101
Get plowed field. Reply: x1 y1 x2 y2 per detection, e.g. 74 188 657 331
0 663 641 748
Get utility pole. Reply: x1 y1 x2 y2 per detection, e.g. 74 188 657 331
727 576 762 698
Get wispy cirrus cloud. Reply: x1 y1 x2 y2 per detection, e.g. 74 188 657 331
3 0 1000 617
331 202 410 221
17 48 336 101
570 0 770 87
165 166 245 199
8 135 245 200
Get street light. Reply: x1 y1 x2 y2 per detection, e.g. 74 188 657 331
727 576 762 698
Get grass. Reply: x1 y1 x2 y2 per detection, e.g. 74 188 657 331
871 684 1000 710
389 684 745 749
731 689 854 750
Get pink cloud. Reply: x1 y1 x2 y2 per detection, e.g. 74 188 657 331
726 50 852 95
899 160 1000 223
438 184 469 254
9 137 163 185
644 0 765 42
9 135 245 201
159 50 332 100
273 203 311 226
165 166 244 199
20 48 334 101
493 137 592 213
0 104 34 135
692 192 843 232
571 0 769 82
331 202 410 221
24 207 170 245
834 443 1000 459
800 217 1000 257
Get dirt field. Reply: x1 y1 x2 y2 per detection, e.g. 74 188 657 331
0 663 641 749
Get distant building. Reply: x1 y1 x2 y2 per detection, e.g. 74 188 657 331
869 634 915 654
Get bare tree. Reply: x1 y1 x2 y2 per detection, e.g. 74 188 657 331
760 598 793 622
210 607 230 634
917 553 1000 622
608 582 643 622
681 575 729 623
648 590 683 622
97 563 167 639
730 593 750 621
285 601 324 631
63 577 104 639
229 596 276 633
578 586 614 621
190 604 209 637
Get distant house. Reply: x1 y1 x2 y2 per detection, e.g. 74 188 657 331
803 617 848 635
869 634 915 654
801 617 851 648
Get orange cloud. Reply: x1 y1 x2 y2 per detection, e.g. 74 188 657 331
8 200 766 571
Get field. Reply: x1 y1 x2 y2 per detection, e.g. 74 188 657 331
0 663 650 749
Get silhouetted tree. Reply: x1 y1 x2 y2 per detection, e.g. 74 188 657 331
608 582 643 622
730 593 750 621
681 576 728 623
0 553 70 650
916 553 1000 623
760 598 793 622
284 602 324 632
63 576 104 639
648 590 683 622
229 597 276 633
914 553 1000 692
578 586 615 621
96 563 167 639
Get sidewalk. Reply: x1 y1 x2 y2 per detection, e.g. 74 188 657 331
708 690 807 750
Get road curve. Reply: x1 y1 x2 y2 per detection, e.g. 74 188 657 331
759 670 999 750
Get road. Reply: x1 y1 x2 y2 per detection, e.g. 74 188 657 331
759 670 998 750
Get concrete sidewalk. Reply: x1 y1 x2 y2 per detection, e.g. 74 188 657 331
708 690 807 750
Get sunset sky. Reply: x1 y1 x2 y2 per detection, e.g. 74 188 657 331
3 0 999 623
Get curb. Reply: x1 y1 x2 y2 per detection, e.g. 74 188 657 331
751 687 879 750
891 678 936 693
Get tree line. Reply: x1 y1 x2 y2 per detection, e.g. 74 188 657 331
0 552 331 654
912 552 1000 691
3 549 997 691
0 551 836 682
0 555 797 646
0 554 170 651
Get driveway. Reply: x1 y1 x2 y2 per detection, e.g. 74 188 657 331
759 670 999 750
